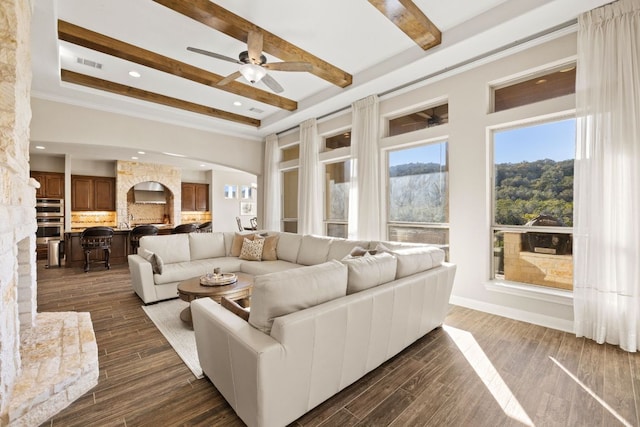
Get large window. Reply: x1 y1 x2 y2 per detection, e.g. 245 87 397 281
282 169 298 233
324 161 350 238
387 142 449 251
492 118 575 291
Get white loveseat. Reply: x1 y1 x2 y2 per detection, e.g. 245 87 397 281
185 232 456 427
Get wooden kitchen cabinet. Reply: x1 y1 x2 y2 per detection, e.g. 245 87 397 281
181 182 208 211
71 175 115 211
64 230 128 268
31 171 64 198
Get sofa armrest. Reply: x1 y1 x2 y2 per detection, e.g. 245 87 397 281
191 298 284 427
127 254 158 304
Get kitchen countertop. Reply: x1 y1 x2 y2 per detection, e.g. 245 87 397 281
67 224 175 233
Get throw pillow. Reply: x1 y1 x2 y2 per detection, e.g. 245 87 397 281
231 232 256 257
239 237 264 261
220 297 250 321
349 246 369 257
261 234 279 261
139 248 163 274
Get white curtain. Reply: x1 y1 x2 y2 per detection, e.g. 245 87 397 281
348 95 382 240
574 0 640 352
298 118 323 235
263 133 281 231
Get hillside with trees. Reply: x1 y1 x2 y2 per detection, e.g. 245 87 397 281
495 159 573 226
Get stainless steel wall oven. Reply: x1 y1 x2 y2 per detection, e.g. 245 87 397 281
36 198 63 244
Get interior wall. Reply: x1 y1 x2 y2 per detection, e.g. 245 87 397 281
211 170 257 232
69 159 116 177
29 153 64 173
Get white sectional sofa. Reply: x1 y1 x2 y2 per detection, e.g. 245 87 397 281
128 231 456 427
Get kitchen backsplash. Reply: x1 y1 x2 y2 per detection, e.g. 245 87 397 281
127 202 167 226
71 211 117 229
181 211 212 224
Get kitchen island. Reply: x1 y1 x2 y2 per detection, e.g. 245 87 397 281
64 229 130 269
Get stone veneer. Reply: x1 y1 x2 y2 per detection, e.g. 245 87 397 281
0 1 98 425
116 160 181 227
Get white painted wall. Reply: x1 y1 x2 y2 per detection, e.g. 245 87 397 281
211 170 257 232
70 159 116 177
29 153 64 172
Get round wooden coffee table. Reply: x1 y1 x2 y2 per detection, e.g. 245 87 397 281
177 272 253 327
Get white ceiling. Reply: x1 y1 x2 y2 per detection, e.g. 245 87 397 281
29 0 610 170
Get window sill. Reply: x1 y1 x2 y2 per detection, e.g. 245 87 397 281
484 280 573 306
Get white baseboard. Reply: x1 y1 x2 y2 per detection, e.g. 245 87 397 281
449 295 575 333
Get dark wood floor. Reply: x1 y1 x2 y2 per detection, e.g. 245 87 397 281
37 261 640 427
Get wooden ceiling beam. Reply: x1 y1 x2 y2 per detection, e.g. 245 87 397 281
152 0 353 88
61 69 260 127
58 20 297 111
368 0 441 50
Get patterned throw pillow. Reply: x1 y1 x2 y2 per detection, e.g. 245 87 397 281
239 237 264 261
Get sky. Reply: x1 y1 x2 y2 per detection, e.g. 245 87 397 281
388 118 576 166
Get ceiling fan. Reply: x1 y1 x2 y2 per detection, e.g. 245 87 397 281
187 30 312 94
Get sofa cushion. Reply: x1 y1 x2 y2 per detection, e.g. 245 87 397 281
189 232 226 261
153 258 243 285
139 234 190 264
376 244 445 278
341 252 398 294
327 239 369 261
249 260 348 334
297 235 333 266
276 232 302 263
240 260 303 276
239 237 264 261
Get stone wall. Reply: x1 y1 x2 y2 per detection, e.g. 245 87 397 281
0 0 37 418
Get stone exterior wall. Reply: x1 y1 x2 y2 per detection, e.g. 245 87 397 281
503 232 573 290
0 0 37 418
116 161 181 227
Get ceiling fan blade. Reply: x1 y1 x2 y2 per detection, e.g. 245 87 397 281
261 73 284 93
187 47 241 64
217 71 242 86
247 30 264 64
264 61 313 72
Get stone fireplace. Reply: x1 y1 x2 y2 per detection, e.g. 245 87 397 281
0 1 98 425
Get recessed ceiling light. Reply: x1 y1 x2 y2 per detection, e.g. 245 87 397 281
131 156 138 160
35 145 45 150
137 151 145 154
233 101 242 107
129 71 141 78
200 164 206 167
162 152 187 158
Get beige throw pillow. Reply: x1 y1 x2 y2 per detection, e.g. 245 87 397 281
261 234 279 261
239 237 264 261
231 233 256 257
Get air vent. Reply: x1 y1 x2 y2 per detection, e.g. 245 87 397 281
76 57 103 70
249 107 264 114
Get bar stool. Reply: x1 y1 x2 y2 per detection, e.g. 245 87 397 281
172 223 198 234
197 221 212 233
80 226 114 272
130 225 159 253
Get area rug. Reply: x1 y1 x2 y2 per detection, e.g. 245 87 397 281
142 299 203 379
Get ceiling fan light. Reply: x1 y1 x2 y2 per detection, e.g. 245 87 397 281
239 63 266 84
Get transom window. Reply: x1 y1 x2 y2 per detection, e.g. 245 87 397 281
388 103 448 137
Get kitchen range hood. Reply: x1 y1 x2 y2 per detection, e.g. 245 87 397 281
133 181 167 204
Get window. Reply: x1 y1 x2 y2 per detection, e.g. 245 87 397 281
282 169 298 233
492 118 575 291
324 131 351 151
324 161 350 238
388 103 448 137
493 65 576 112
282 145 299 161
387 142 449 253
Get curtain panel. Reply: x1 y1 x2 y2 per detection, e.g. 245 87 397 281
348 95 382 240
574 0 640 352
263 133 281 231
298 118 323 235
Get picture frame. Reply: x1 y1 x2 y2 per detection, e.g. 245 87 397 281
240 202 256 216
240 185 252 200
224 184 237 199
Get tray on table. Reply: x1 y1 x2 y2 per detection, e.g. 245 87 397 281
200 272 237 286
